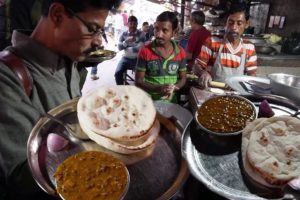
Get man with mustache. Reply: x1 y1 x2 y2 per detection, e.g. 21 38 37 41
0 0 121 199
135 11 187 102
114 15 146 85
194 2 257 88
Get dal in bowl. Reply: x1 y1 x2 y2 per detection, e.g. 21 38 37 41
195 95 257 136
54 151 129 200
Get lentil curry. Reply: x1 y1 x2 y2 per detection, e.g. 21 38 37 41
197 96 256 133
54 151 128 200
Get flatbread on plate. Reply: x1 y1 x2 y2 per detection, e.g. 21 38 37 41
80 119 160 154
242 116 300 186
77 86 156 141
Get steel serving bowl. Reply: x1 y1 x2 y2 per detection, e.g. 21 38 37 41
55 151 130 200
268 73 300 104
195 95 257 136
255 45 277 54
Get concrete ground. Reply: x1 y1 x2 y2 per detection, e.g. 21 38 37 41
81 35 124 96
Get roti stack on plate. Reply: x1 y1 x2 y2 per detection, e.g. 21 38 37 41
242 116 300 187
77 86 159 155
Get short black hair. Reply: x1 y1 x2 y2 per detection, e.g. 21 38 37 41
128 15 138 23
228 2 250 21
41 0 122 16
142 22 149 26
191 11 205 25
156 11 178 30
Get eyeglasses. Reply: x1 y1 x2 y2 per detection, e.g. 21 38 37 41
65 7 105 38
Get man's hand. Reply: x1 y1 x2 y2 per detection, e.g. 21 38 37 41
197 70 212 89
160 84 179 100
125 36 136 44
160 84 174 95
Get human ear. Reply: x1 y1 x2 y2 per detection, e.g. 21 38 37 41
245 20 250 29
48 3 65 25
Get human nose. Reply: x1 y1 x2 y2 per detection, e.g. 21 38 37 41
231 22 239 31
156 30 163 38
91 35 102 49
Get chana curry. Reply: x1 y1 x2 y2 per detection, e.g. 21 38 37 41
54 151 128 200
197 96 256 133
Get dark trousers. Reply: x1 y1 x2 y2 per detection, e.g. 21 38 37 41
114 57 137 85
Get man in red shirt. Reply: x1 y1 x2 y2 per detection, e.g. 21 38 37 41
186 11 211 71
122 10 128 27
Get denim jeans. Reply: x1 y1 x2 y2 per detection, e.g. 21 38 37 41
114 57 137 85
91 65 98 75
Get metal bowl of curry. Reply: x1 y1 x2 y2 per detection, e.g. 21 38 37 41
195 95 257 136
54 151 129 200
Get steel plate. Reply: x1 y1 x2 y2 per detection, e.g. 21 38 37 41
27 98 193 200
226 75 271 95
182 95 300 200
84 49 116 63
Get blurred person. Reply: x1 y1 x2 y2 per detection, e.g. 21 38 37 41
186 11 211 71
89 34 108 81
114 15 146 85
141 21 152 42
135 11 187 103
194 2 257 88
122 10 128 27
114 10 124 43
0 0 121 199
129 9 134 16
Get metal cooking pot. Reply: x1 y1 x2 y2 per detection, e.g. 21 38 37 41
255 45 277 54
195 95 257 136
243 36 267 45
268 73 300 104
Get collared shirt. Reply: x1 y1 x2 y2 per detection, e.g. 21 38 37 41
0 31 81 195
136 40 186 101
118 29 146 59
196 36 257 75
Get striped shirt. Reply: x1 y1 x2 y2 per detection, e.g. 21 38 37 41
196 36 257 75
136 40 186 101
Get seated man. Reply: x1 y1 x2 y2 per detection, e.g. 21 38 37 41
0 0 120 199
135 11 187 102
194 2 257 88
141 21 152 42
114 15 146 85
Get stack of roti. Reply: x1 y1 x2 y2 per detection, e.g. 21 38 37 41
77 86 159 155
242 116 300 187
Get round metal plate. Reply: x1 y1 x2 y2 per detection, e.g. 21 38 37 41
182 95 300 200
27 99 193 200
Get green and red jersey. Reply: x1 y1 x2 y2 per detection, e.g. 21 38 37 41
136 40 186 100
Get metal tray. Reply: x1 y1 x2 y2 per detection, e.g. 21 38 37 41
84 49 116 63
27 98 193 200
182 95 300 200
226 75 271 95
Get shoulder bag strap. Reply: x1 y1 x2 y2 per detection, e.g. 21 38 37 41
0 50 33 96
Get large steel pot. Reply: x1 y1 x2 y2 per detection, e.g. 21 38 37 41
268 73 300 104
255 45 277 54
